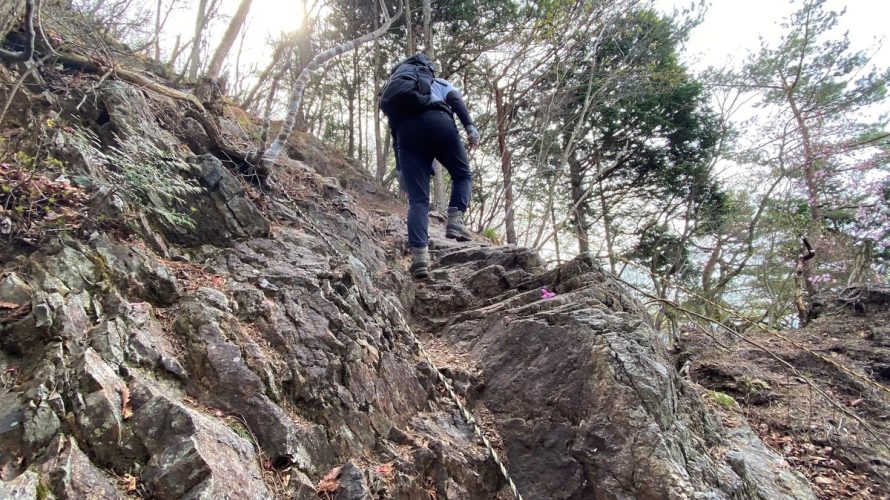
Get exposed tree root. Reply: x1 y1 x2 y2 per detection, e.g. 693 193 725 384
0 0 36 64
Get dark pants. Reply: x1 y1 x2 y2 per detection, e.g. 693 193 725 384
396 110 472 248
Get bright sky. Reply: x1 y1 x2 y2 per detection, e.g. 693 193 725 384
167 0 890 85
653 0 890 72
162 0 309 76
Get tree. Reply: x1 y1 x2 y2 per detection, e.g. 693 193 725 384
205 0 253 80
734 0 889 321
527 8 720 268
260 0 402 177
187 0 210 79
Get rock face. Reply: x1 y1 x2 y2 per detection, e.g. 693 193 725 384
158 154 270 246
416 244 814 499
0 74 814 499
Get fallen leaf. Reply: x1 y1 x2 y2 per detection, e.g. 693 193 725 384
814 476 835 485
120 386 133 420
316 466 342 493
120 473 137 492
0 301 21 309
849 398 863 407
375 463 394 476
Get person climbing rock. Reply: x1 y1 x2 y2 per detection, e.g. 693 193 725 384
379 54 480 279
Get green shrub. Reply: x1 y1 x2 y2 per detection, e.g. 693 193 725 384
481 227 501 244
708 390 737 409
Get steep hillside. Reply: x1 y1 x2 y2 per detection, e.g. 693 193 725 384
0 41 817 500
684 287 890 499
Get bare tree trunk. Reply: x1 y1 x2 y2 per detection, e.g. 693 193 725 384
422 0 432 55
373 39 386 182
187 0 208 80
154 0 162 60
419 0 446 211
494 86 516 244
569 155 590 254
383 132 392 175
347 58 356 159
232 25 249 95
241 36 294 109
598 180 615 273
550 192 561 264
794 237 816 325
404 0 414 56
259 73 280 143
205 0 253 80
165 35 189 70
432 166 446 211
357 49 364 168
785 87 821 307
261 0 402 172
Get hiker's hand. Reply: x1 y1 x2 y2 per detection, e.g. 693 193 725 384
465 124 480 150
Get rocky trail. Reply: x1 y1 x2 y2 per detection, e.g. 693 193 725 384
0 65 827 499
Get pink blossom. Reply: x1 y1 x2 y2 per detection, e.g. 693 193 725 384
541 288 557 299
808 273 835 285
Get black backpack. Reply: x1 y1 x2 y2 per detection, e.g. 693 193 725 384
379 54 436 122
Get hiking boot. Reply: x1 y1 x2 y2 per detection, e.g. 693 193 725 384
409 246 429 279
446 208 472 241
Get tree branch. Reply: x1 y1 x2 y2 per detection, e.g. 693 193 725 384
0 0 37 63
260 0 402 172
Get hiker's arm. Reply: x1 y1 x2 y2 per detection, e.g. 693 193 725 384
390 129 398 160
446 90 479 148
445 90 473 128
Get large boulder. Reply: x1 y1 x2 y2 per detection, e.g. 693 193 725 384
129 382 270 499
416 248 815 499
36 436 122 499
158 154 270 246
175 288 334 473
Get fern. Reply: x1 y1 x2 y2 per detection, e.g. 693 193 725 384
68 124 203 227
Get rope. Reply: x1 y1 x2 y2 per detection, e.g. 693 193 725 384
385 298 525 500
612 271 890 448
279 189 523 496
614 256 890 401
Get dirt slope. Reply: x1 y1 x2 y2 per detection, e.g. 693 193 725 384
683 287 890 498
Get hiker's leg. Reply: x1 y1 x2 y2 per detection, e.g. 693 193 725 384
431 113 472 211
427 112 474 241
397 123 434 248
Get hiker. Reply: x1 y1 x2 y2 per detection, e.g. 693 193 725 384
379 54 480 279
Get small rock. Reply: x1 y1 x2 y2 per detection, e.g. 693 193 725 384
334 462 372 500
0 470 40 499
74 349 129 464
196 287 230 311
22 401 60 450
0 273 31 305
36 436 121 499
